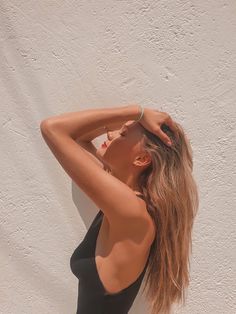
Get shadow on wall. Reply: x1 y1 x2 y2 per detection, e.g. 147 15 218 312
0 225 75 313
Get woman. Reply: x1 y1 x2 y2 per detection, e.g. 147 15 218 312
40 104 199 314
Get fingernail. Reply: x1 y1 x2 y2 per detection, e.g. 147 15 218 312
167 141 172 146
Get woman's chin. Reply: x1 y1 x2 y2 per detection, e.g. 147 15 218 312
96 148 106 159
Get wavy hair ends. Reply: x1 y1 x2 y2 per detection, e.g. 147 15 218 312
138 121 199 314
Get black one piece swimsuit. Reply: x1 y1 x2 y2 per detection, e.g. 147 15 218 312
70 194 152 314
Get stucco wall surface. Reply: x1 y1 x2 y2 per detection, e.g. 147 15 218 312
1 1 235 313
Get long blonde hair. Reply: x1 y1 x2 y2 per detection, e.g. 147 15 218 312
138 122 199 314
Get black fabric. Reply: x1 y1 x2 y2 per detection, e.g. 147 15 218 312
70 194 150 314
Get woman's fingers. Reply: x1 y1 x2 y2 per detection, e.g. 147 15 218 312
140 108 178 146
156 127 172 146
165 117 179 140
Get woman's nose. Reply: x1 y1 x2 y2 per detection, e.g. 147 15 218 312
107 130 118 140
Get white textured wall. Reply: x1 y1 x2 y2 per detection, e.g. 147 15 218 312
1 1 236 313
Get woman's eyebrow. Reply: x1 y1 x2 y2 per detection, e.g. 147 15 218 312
122 124 129 132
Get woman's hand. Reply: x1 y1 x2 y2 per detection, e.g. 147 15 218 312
139 108 178 146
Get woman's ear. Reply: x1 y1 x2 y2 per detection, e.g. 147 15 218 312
134 152 152 167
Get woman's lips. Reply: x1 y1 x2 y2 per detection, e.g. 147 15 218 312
102 141 107 148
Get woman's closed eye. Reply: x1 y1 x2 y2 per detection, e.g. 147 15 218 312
107 130 125 140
